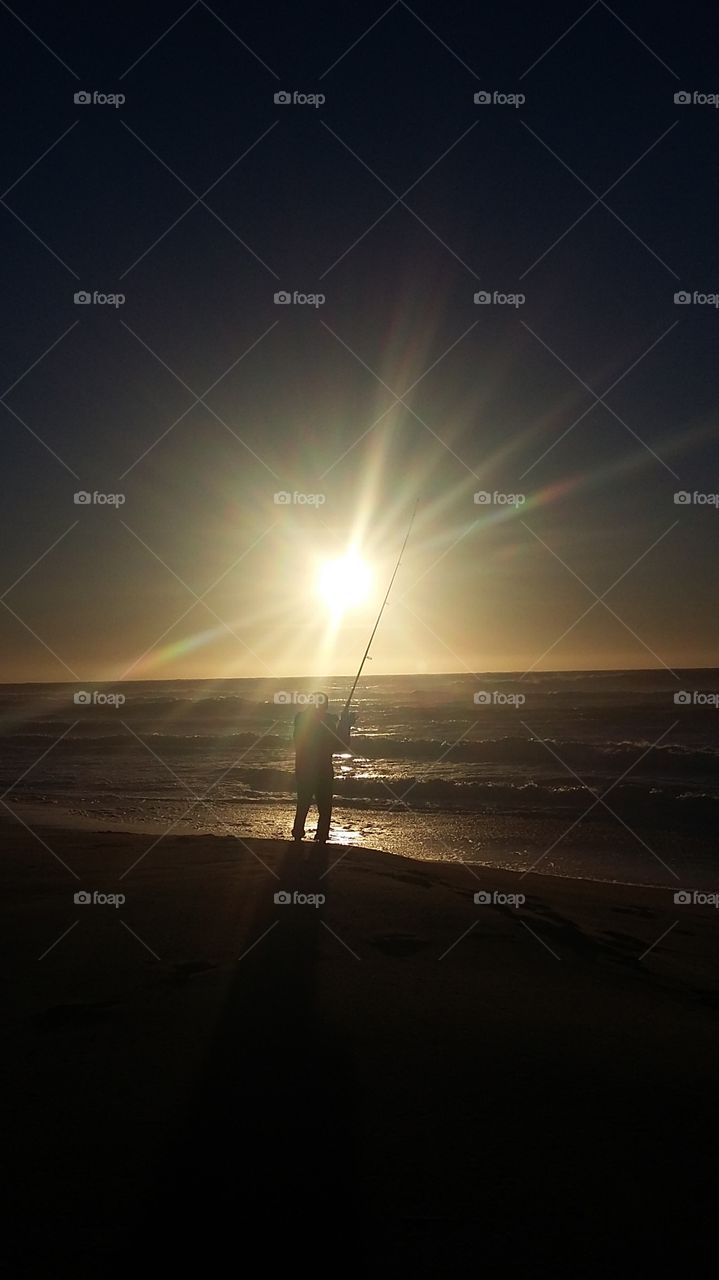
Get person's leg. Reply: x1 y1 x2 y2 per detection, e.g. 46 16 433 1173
314 773 333 843
292 777 313 839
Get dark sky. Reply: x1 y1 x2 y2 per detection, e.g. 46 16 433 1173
1 0 717 680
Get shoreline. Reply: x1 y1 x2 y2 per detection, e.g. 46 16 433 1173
3 798 714 891
4 818 717 975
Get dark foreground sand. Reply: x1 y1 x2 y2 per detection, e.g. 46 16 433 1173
3 818 718 1269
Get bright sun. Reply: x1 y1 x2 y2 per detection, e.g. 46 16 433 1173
318 553 373 614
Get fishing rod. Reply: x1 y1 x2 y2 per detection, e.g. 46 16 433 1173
342 501 419 718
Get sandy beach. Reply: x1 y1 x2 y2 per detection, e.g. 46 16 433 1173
3 0 716 1266
4 816 718 1268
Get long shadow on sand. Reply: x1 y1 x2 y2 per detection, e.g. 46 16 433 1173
143 839 365 1261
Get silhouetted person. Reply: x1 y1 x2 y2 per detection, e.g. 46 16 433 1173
292 693 354 843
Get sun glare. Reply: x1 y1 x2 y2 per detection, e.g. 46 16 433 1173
318 553 373 615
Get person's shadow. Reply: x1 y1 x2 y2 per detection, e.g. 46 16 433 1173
142 839 365 1262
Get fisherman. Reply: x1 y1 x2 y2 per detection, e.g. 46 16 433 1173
292 693 355 843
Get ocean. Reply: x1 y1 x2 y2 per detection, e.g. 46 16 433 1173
2 671 718 887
